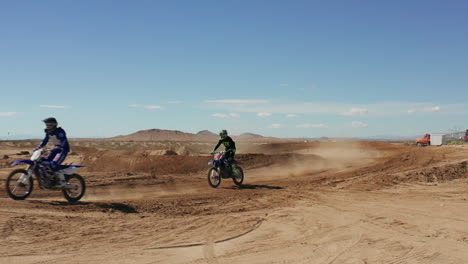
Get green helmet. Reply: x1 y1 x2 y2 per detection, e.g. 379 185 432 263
219 130 228 138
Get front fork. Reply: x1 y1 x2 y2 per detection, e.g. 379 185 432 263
18 165 33 184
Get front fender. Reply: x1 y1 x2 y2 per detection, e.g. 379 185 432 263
12 160 33 167
208 160 221 167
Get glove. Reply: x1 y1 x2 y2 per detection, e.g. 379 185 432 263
33 146 43 151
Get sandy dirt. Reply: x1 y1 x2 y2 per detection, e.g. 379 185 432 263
1 141 468 264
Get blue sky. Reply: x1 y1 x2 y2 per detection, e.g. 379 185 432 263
1 0 467 139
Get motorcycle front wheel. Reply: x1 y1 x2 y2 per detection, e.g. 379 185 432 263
208 167 221 188
6 169 34 200
62 174 86 203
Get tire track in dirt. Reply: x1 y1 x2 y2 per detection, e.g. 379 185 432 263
144 218 264 251
0 217 14 240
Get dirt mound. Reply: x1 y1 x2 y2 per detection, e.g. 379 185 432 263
357 161 468 188
317 143 468 190
404 161 468 183
81 150 326 175
82 152 211 174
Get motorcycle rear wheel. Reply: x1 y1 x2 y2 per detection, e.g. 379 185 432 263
62 174 86 203
232 167 244 186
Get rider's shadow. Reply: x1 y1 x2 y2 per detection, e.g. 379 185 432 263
223 184 284 190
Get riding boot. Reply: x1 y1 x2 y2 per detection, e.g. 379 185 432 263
231 163 238 175
55 172 66 187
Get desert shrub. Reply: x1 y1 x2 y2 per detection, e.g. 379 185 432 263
448 140 465 145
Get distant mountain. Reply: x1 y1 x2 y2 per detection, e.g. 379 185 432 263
233 132 288 142
110 129 200 141
108 129 281 142
238 133 264 138
196 130 217 136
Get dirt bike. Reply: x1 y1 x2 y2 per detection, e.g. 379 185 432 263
5 148 86 203
207 151 244 188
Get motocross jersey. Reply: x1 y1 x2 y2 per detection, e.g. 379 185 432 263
213 136 236 152
39 127 70 152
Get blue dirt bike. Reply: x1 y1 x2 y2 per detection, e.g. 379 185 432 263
6 148 86 202
207 151 244 188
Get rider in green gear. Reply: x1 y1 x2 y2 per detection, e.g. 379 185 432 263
212 130 237 171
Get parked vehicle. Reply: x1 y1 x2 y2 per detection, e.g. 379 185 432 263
416 134 431 147
6 149 86 202
464 130 468 142
207 151 244 188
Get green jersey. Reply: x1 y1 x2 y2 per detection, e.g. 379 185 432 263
213 136 236 152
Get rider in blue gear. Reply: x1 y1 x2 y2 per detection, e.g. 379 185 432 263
36 118 70 186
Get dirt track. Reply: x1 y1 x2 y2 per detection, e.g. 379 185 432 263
1 141 468 264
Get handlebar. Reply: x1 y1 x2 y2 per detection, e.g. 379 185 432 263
210 151 231 155
34 147 58 152
211 150 236 156
33 148 53 156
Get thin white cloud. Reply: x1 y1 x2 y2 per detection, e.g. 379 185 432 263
343 108 368 116
205 99 269 104
207 102 356 115
352 121 369 128
424 106 441 113
129 104 163 110
270 124 284 128
212 113 240 118
0 112 17 117
297 124 328 128
280 83 289 87
40 105 65 109
286 114 298 118
407 106 442 114
167 101 182 104
257 112 272 117
144 105 163 110
204 101 468 116
213 113 228 118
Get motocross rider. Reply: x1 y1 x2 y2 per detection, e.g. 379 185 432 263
35 117 70 187
211 130 237 170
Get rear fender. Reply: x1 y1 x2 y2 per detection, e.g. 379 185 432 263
12 160 33 167
59 165 85 175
